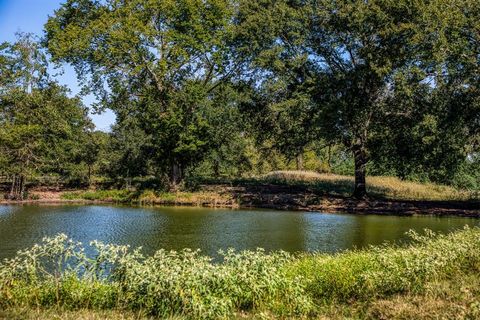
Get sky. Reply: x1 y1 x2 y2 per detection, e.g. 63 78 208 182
0 0 116 131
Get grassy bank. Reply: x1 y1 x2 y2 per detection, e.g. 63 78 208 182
259 171 478 201
61 189 237 207
57 171 479 207
1 227 479 319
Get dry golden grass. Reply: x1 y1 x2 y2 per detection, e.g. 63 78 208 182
263 170 352 182
137 190 238 207
313 273 480 320
261 170 477 201
366 176 474 201
0 308 149 320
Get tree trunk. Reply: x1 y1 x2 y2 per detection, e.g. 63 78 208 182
8 174 26 200
327 145 332 171
9 175 16 199
19 175 25 199
296 153 304 171
169 162 184 190
352 144 367 199
88 165 92 188
213 159 220 178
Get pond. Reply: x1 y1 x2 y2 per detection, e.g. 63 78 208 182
0 204 478 260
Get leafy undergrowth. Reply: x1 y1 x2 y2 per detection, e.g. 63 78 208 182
61 189 237 207
261 170 478 201
1 227 479 319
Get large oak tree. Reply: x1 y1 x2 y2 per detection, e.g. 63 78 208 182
45 0 247 188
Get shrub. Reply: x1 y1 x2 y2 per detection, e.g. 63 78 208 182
1 228 479 318
0 235 311 319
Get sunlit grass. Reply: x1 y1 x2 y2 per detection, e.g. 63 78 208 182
261 170 478 200
61 189 237 207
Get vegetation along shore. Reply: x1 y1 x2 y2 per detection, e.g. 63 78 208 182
2 172 479 217
1 0 479 205
1 0 480 318
1 227 480 319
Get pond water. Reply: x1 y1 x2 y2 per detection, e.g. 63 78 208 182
0 204 478 260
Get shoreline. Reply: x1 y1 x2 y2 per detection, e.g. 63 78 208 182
1 228 480 320
1 187 479 218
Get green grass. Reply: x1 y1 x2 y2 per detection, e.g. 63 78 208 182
59 171 479 205
61 189 135 202
259 171 479 200
61 189 236 207
1 227 479 319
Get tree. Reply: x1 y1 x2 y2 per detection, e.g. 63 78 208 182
0 33 92 199
240 0 479 198
44 0 247 188
366 0 480 187
105 118 153 187
232 0 319 171
302 0 432 198
78 130 109 187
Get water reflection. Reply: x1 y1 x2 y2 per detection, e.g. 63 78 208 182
0 204 478 259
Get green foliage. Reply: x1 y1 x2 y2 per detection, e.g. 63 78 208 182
1 228 480 318
0 33 93 197
0 0 478 194
238 0 480 196
0 234 311 318
44 0 248 187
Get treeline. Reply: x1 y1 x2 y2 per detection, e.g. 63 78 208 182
1 0 479 199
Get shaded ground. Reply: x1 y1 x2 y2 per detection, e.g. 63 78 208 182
222 184 480 217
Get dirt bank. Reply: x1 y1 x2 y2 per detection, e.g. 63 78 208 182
1 185 479 217
222 184 480 217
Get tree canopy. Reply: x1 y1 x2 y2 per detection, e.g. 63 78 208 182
0 0 478 197
0 33 92 198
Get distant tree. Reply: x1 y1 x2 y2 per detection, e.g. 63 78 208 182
106 118 153 187
78 130 109 187
0 33 92 199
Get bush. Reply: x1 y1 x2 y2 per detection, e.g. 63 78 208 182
1 228 479 319
0 235 311 319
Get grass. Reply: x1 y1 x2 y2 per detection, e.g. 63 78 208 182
61 189 135 202
0 307 148 320
260 170 478 201
61 189 237 207
58 171 479 207
304 273 480 319
1 227 479 319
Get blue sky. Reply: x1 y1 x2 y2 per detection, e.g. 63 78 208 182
0 0 115 131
